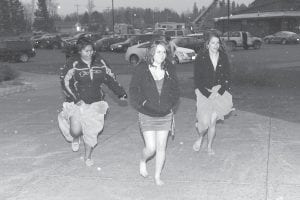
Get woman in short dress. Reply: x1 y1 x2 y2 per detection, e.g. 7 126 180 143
58 37 127 166
129 41 180 185
193 32 234 155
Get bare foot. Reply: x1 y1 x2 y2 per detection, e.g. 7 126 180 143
207 147 215 156
155 177 164 186
85 158 94 167
192 138 202 152
139 161 148 177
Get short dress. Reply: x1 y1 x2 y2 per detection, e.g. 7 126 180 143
195 85 234 132
139 78 173 132
57 101 109 147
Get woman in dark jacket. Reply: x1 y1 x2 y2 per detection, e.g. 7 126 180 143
129 41 180 186
193 32 234 155
58 37 127 167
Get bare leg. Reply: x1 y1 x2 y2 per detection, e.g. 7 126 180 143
193 127 206 151
193 119 209 152
70 116 82 152
207 112 218 155
155 130 169 186
140 131 156 177
84 142 94 166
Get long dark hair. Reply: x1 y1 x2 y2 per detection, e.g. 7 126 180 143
76 37 95 52
204 32 226 53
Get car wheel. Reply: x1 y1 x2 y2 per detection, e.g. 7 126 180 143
52 43 60 49
253 41 261 49
19 53 29 62
226 41 236 51
264 38 270 44
129 55 139 65
281 39 287 45
174 56 180 64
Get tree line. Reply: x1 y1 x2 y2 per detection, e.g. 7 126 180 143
0 0 249 35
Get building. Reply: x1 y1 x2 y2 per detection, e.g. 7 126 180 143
214 0 300 36
154 22 186 30
114 23 134 35
54 21 87 33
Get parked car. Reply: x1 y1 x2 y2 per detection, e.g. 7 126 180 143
0 38 36 62
32 33 62 49
110 34 163 52
171 36 205 52
94 36 127 51
220 31 262 50
263 31 300 44
125 41 196 65
186 33 204 40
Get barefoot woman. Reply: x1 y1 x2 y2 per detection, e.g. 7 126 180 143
193 32 234 155
129 41 180 185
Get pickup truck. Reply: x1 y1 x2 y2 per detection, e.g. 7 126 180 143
0 38 36 62
220 31 262 50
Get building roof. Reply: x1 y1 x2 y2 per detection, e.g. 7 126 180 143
215 11 300 21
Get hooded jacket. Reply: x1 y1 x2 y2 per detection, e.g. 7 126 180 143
129 61 180 117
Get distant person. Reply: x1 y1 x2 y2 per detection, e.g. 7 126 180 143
165 36 176 64
193 32 234 155
129 41 180 185
242 31 248 49
58 37 127 167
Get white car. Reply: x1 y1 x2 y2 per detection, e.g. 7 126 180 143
125 41 196 65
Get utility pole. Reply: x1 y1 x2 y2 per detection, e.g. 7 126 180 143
227 0 230 40
112 0 115 34
75 4 79 22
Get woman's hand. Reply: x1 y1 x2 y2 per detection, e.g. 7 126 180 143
119 94 128 101
76 100 84 106
209 92 219 100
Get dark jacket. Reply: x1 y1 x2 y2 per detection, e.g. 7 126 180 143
60 53 127 104
194 50 231 98
129 61 180 117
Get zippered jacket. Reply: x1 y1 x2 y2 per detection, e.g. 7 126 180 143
60 53 127 104
129 61 180 117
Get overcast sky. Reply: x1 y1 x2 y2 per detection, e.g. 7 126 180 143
21 0 254 16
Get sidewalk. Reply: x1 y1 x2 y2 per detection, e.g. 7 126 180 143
0 72 299 200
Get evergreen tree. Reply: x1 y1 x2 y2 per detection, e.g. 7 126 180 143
80 12 90 25
9 0 26 34
192 2 199 20
32 0 54 32
0 0 12 35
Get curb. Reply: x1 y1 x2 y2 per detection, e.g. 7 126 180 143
0 82 35 97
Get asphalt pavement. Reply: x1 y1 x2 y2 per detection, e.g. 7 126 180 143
0 72 299 200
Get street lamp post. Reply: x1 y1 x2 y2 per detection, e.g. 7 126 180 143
112 0 115 35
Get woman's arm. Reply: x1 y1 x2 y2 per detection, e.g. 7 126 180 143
60 59 78 102
218 52 231 95
129 66 147 110
102 65 127 99
194 54 211 98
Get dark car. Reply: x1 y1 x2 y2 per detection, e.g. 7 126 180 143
263 31 300 44
110 34 163 52
171 36 205 52
61 32 102 48
0 38 36 62
32 33 63 49
94 36 127 51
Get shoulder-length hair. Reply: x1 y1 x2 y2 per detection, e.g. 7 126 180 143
203 31 226 53
145 40 169 67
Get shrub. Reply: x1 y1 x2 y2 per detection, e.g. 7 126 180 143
0 64 20 82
